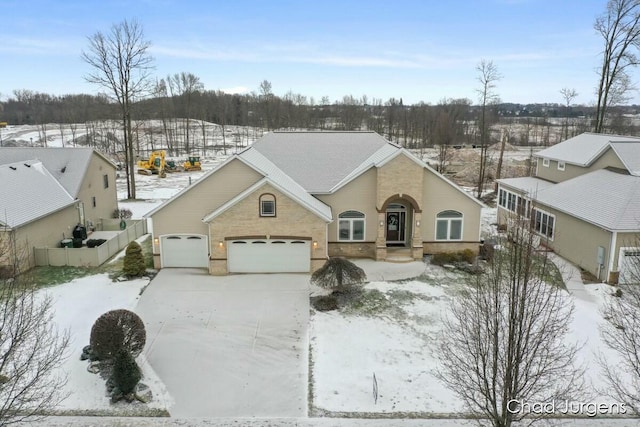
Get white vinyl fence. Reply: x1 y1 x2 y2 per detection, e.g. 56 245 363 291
34 220 147 267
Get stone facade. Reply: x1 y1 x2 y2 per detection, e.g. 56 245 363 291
328 242 376 258
206 182 328 274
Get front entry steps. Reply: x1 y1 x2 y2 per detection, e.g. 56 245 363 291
385 247 414 263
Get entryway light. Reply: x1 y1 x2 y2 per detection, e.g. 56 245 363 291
416 220 421 227
313 241 318 248
218 241 224 247
153 237 159 245
379 220 384 227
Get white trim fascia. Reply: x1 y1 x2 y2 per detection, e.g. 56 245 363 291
608 231 618 274
144 154 242 218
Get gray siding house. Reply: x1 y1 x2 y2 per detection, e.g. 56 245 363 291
497 133 640 284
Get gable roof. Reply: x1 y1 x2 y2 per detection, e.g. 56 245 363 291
252 131 392 193
0 147 114 197
497 176 556 197
610 141 640 176
0 160 76 228
533 169 640 231
535 132 640 167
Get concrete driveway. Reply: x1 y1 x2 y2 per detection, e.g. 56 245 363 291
135 269 310 417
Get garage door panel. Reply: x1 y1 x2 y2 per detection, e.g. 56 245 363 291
228 239 310 273
161 234 209 268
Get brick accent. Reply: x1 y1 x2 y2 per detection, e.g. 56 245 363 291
207 183 327 274
328 242 376 258
376 154 424 209
423 241 480 254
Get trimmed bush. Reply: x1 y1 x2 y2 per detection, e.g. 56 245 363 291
431 249 476 266
111 348 142 395
90 309 146 360
123 241 146 277
112 208 133 219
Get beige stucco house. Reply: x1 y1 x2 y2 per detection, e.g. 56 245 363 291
147 131 483 275
0 148 118 273
497 132 640 284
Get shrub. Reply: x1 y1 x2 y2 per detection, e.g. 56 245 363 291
111 348 142 395
310 295 339 311
123 241 146 277
310 257 367 292
431 249 477 266
90 309 146 360
112 208 133 219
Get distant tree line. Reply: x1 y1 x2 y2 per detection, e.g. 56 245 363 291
3 86 640 149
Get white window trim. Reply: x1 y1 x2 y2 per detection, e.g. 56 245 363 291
532 208 555 241
498 188 530 218
435 211 464 241
557 161 565 171
338 211 366 242
260 199 276 217
542 158 550 167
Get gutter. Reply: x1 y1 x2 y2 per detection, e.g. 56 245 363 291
608 231 618 279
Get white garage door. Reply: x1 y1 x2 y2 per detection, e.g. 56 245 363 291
227 239 310 273
161 234 209 268
619 247 640 285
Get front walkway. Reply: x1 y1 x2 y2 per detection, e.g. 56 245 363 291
549 253 597 303
351 259 427 282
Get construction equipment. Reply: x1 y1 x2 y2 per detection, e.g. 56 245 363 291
183 155 202 172
137 150 167 178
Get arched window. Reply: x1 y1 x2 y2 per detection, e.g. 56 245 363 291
436 210 463 241
259 193 276 217
338 210 365 241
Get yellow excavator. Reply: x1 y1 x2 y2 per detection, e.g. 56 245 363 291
137 150 167 177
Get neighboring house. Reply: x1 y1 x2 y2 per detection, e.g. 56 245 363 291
0 160 80 272
497 132 640 284
0 147 118 230
147 131 483 275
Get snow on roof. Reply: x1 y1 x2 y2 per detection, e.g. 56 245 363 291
535 132 640 166
0 160 76 228
610 141 640 176
497 176 556 197
252 131 393 193
236 148 332 221
0 147 109 197
535 169 640 231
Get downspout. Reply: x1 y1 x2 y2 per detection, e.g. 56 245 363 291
608 231 618 283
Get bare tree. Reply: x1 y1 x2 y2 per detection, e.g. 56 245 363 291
559 88 578 140
168 72 204 154
0 232 70 424
436 221 582 427
599 240 640 413
594 0 640 133
82 19 154 199
475 59 501 199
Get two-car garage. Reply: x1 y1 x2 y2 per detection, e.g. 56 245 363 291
160 234 311 273
227 239 311 273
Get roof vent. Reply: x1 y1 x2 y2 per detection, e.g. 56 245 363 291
61 166 66 173
24 163 31 167
9 166 16 170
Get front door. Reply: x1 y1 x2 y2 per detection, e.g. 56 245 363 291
386 210 406 245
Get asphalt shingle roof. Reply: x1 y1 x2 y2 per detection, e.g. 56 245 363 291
534 169 640 231
252 131 393 193
535 133 640 166
0 160 76 228
0 147 95 197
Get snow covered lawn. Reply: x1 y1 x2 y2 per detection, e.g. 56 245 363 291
45 274 171 415
310 261 627 417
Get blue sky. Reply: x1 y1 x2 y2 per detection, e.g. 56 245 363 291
0 0 628 105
